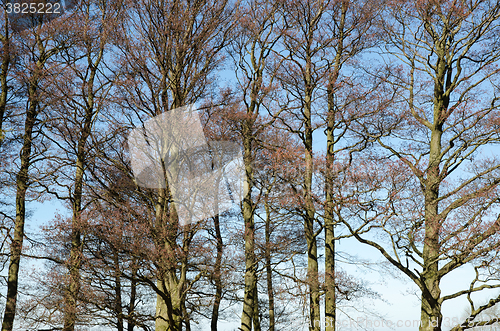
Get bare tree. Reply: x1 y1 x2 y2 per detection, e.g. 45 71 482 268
346 1 500 331
1 12 70 331
36 0 124 329
113 0 237 330
226 0 285 329
321 1 382 329
276 1 336 328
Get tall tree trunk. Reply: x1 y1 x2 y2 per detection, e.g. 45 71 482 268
1 71 40 331
419 110 444 331
324 4 347 330
153 102 188 331
252 285 261 331
419 40 450 331
63 221 81 331
211 214 223 331
155 190 184 331
63 141 84 331
128 262 137 331
419 126 443 331
155 145 186 331
183 300 191 331
0 11 10 147
240 121 257 331
324 98 336 331
324 93 337 330
63 48 103 331
114 251 124 331
303 56 320 331
264 197 275 331
155 275 183 331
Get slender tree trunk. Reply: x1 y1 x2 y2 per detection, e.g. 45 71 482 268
63 224 81 331
211 214 223 331
252 285 261 331
114 251 124 331
63 51 102 331
128 262 137 331
324 96 336 331
304 207 320 331
183 300 191 331
324 6 347 329
0 12 10 147
63 147 85 331
303 57 320 331
1 75 40 331
324 100 337 330
264 197 275 331
240 116 257 331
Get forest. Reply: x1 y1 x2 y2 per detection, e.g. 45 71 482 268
1 0 500 330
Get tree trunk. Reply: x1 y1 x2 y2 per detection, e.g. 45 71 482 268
128 262 137 331
419 121 443 331
264 197 275 331
114 251 124 331
155 246 185 331
252 285 261 331
1 74 40 331
325 113 337 331
305 210 320 331
153 118 188 331
419 41 450 331
324 5 347 329
304 58 320 331
63 147 85 331
240 123 257 331
63 226 81 331
155 275 183 331
0 11 10 147
211 215 223 331
419 160 443 331
63 50 102 331
324 102 336 331
154 167 185 331
325 73 337 331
